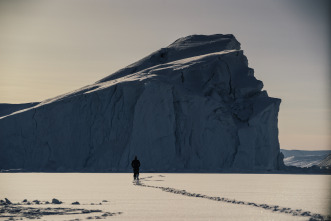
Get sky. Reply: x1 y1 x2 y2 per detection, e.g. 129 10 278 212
0 0 330 150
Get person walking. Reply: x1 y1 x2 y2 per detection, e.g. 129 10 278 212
131 156 140 180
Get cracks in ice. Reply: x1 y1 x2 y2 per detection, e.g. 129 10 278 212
19 127 28 168
110 85 124 133
230 130 240 168
171 87 181 157
84 91 103 168
134 177 329 221
202 71 216 89
188 130 193 147
124 85 146 168
84 97 97 168
222 60 234 98
32 108 37 130
108 85 118 134
46 141 52 167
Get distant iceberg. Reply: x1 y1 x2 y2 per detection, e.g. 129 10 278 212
281 149 331 168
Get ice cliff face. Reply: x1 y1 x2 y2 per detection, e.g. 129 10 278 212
0 34 284 172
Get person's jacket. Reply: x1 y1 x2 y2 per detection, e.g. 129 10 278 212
131 159 140 170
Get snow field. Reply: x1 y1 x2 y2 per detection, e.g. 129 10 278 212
1 173 329 220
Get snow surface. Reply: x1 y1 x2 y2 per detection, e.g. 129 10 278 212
0 173 330 220
0 34 283 172
281 149 331 168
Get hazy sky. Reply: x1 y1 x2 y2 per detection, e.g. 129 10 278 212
0 0 330 150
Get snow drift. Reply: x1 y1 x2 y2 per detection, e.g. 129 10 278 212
0 34 284 172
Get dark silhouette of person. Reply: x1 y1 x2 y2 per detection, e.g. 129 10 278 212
131 156 140 180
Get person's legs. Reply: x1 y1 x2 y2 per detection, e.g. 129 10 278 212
133 169 139 180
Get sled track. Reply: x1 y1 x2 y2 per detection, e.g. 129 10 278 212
135 177 330 221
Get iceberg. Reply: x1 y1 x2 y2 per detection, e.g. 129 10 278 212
0 34 284 172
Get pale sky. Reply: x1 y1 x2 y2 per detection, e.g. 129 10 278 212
0 0 330 150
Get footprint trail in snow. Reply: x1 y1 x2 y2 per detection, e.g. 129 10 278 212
134 175 330 221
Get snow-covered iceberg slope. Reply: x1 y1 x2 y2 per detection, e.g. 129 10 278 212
0 102 39 118
0 34 284 172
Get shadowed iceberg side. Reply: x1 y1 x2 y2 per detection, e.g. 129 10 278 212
0 34 284 172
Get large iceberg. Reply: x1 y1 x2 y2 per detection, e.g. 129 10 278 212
0 34 284 172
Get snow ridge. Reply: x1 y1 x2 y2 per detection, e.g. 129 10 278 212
96 34 240 83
